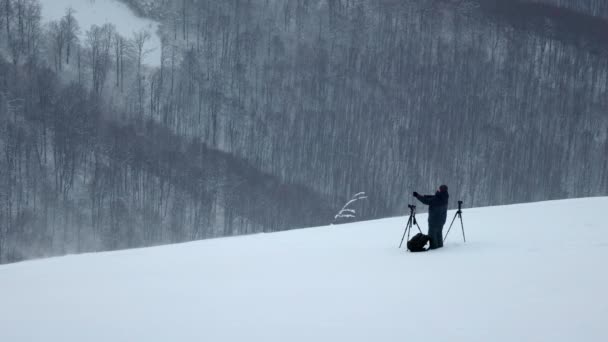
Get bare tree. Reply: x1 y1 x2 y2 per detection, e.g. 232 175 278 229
62 7 79 65
181 0 188 40
6 0 33 67
113 33 127 91
86 24 114 95
132 30 151 116
22 0 41 60
2 0 11 42
0 0 6 44
48 21 65 71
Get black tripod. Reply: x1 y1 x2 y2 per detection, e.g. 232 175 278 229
444 200 466 243
399 204 423 248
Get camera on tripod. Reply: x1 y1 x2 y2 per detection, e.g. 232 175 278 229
398 203 422 248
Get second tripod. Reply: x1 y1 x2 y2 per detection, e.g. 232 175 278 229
444 200 466 243
399 204 423 248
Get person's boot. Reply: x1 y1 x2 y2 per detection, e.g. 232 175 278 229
428 236 438 250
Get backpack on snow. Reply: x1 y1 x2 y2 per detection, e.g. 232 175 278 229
407 233 429 252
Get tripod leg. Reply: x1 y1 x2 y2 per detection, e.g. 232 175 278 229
443 212 458 243
399 216 411 248
407 219 412 243
415 221 422 234
459 214 466 243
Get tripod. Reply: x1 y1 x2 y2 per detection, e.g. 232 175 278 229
444 200 466 243
399 204 423 248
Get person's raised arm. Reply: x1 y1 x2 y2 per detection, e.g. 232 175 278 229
413 192 434 206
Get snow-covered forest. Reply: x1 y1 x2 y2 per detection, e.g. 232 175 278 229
0 0 607 263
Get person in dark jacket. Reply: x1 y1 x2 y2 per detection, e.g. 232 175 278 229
413 185 449 249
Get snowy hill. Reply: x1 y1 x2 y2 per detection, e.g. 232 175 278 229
1 197 607 342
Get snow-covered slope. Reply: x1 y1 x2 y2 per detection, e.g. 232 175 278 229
1 197 607 342
39 0 161 66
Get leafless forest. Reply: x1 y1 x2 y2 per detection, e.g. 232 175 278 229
0 0 607 263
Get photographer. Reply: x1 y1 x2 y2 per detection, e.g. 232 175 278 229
413 185 449 250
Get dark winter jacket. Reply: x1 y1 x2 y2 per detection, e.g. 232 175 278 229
415 191 449 227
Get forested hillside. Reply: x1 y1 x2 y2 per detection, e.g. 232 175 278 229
1 0 607 263
124 0 608 214
0 0 330 263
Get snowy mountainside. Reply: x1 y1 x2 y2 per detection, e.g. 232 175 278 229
0 197 607 342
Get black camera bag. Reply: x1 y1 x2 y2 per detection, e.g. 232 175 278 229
407 233 429 252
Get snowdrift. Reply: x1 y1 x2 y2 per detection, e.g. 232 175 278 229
1 197 607 342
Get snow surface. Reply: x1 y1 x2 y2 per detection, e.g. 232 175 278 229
39 0 161 66
1 197 607 342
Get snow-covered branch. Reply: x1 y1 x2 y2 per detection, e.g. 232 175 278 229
334 192 368 222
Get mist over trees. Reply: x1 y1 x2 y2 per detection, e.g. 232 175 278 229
1 0 607 263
